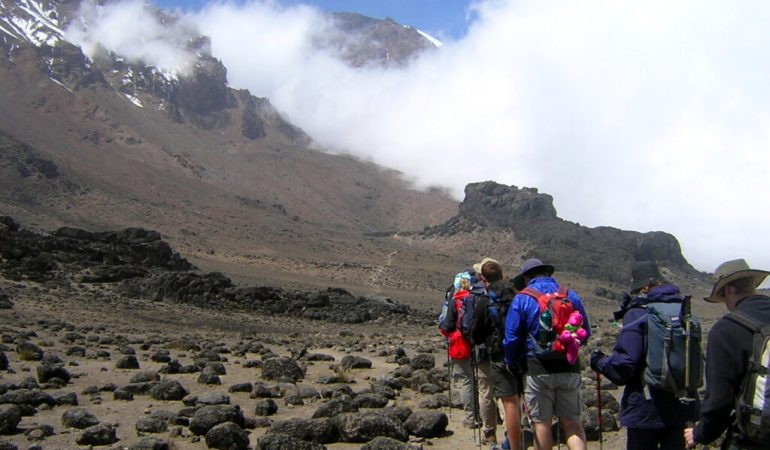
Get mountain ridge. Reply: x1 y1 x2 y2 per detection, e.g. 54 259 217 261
0 0 709 303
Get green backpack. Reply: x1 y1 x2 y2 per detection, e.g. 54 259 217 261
724 310 770 446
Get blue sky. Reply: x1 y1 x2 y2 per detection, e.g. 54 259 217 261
154 0 475 39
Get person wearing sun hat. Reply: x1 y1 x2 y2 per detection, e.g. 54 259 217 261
590 261 699 450
504 258 591 450
684 259 770 449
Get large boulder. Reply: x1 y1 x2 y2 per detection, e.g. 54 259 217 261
261 357 304 382
403 410 448 438
256 432 326 450
0 405 21 434
149 380 188 401
204 422 250 450
333 412 408 443
189 405 245 436
62 408 99 429
76 423 118 446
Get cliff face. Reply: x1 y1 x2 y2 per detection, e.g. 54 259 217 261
425 181 699 285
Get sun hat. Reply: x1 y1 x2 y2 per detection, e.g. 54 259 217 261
472 257 499 274
629 261 666 293
512 258 554 291
704 258 770 303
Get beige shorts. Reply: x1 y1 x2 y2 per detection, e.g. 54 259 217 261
524 372 582 422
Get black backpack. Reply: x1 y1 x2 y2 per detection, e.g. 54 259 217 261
484 282 516 359
723 310 770 446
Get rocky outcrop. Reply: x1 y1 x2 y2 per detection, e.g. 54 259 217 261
424 181 702 285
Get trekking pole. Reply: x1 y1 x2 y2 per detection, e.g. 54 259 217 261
681 295 693 395
596 371 603 450
446 338 452 419
470 349 482 448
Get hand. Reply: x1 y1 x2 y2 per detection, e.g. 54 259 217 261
589 349 605 372
684 427 696 449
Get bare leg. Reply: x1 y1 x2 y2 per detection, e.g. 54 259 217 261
560 417 587 450
501 395 521 450
534 420 553 450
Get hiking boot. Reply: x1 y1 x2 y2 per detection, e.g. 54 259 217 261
462 419 479 429
483 429 497 445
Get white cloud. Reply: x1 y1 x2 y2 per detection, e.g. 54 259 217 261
67 0 770 274
65 0 196 74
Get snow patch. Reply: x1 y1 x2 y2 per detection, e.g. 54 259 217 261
124 93 143 108
416 29 442 48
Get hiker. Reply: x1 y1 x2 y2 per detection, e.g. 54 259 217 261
439 269 497 439
684 259 770 450
590 261 700 450
470 259 524 449
468 258 503 445
504 258 591 450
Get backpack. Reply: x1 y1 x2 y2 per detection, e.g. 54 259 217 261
438 284 454 330
723 310 770 446
522 287 575 353
447 290 472 360
485 290 512 358
643 298 704 397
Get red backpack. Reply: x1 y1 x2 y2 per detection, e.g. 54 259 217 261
521 287 575 352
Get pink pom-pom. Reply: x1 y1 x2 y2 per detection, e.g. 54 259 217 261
559 330 574 344
566 340 580 365
568 312 583 327
575 328 588 342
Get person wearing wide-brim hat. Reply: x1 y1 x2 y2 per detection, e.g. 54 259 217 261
685 259 770 449
504 258 591 449
591 261 699 450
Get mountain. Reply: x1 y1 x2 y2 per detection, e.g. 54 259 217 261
424 181 706 288
0 0 708 308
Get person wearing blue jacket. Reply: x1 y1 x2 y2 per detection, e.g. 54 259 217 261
590 261 699 450
504 259 591 450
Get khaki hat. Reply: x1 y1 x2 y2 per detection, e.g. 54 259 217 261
704 258 770 303
473 257 499 274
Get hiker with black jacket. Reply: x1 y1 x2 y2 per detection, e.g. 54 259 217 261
684 259 770 450
590 261 699 450
470 259 523 450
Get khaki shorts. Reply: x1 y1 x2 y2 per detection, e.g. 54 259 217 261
524 372 582 422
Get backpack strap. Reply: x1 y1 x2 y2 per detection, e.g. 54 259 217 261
724 310 764 333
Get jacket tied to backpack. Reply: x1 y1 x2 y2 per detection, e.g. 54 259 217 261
439 271 485 360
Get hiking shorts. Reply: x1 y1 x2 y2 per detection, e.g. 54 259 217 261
489 361 523 398
524 372 582 422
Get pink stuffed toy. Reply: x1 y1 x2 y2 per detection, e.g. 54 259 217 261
561 311 588 365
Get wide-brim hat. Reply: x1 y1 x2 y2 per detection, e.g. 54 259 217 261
472 257 499 274
512 258 554 291
704 258 770 303
629 261 666 292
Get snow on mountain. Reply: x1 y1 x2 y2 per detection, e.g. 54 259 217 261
0 0 62 48
416 29 442 48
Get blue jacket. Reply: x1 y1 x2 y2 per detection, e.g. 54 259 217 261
503 276 591 373
595 284 699 429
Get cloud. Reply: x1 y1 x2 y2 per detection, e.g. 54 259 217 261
65 0 197 74
67 0 770 274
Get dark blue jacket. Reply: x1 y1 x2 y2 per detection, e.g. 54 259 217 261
595 284 699 429
503 276 591 373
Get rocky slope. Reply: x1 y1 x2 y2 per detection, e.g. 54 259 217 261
424 181 708 287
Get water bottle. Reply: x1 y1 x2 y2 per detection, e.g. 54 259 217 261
537 310 553 348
